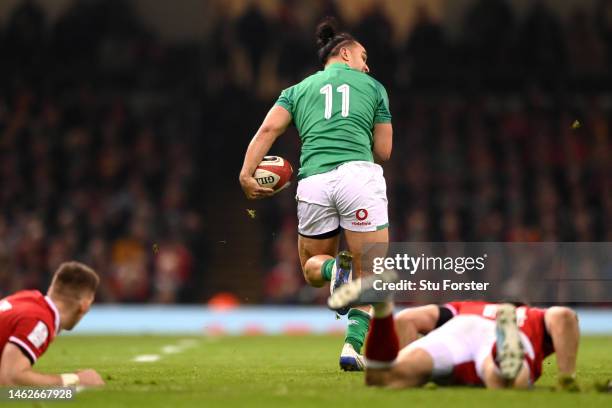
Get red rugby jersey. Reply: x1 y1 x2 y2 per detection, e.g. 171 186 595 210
0 290 60 365
443 301 553 385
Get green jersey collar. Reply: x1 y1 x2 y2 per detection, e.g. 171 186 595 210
324 62 350 70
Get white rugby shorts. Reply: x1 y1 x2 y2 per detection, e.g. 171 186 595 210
296 161 389 237
399 315 535 382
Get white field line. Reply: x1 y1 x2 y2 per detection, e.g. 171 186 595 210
160 345 182 354
132 354 161 363
132 338 199 363
177 339 198 348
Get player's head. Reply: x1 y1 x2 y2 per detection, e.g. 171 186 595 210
316 17 369 73
47 261 100 330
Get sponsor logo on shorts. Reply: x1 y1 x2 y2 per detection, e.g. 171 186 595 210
353 209 371 226
356 209 368 221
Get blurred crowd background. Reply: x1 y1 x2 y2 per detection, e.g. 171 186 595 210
0 0 610 304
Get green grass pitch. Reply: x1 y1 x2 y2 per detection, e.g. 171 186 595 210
4 335 612 407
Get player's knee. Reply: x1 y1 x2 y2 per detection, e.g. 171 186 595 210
302 258 325 287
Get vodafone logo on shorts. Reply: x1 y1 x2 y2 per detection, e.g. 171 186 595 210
352 209 371 226
356 209 368 220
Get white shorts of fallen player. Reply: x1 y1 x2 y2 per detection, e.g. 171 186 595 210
296 161 389 236
400 315 535 383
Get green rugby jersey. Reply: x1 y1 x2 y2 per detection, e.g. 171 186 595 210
275 63 391 179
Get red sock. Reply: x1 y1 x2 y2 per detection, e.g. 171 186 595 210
365 314 400 365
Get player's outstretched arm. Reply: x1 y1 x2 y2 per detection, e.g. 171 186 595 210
0 343 104 387
545 306 580 386
239 105 292 199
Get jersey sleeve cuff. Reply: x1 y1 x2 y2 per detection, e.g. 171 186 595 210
9 336 37 365
374 118 392 124
274 102 292 116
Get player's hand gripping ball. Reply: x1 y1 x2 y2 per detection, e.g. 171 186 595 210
253 156 293 194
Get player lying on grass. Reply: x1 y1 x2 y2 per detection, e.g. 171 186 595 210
0 261 105 387
328 272 580 390
240 17 393 371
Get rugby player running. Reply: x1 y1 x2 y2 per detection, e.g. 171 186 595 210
240 17 393 371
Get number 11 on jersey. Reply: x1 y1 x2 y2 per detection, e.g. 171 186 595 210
320 84 350 119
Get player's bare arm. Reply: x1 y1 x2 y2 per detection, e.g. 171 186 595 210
372 123 392 162
0 342 104 387
239 105 292 200
0 343 63 386
394 305 440 347
544 306 580 386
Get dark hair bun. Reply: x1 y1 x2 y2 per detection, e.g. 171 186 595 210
315 17 355 64
316 17 338 49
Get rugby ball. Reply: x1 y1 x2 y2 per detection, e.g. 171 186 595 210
254 156 293 194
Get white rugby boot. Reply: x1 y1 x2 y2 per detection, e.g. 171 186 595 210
339 343 365 371
495 304 525 380
328 269 398 313
330 251 353 316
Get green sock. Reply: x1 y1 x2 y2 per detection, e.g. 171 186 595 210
321 258 334 281
344 309 371 354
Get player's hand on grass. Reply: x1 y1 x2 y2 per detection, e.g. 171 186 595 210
76 369 105 386
556 374 580 392
594 379 612 393
239 175 274 200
